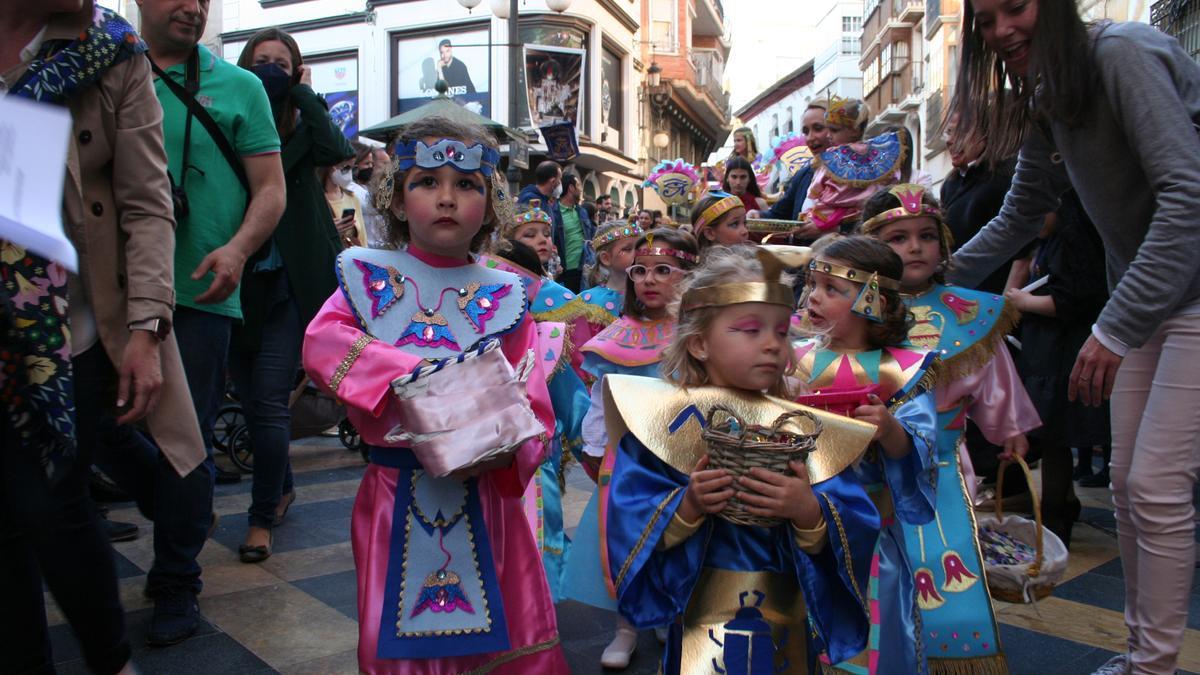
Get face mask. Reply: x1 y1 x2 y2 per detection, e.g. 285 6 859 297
355 167 374 183
251 62 292 102
551 183 563 200
331 167 354 189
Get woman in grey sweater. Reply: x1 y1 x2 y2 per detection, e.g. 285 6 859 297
949 1 1200 674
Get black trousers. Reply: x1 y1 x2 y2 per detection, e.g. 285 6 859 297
0 424 130 674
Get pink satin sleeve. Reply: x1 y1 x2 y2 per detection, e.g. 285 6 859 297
302 292 424 445
939 345 1042 445
493 315 555 497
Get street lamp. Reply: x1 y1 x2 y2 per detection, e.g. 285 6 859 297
457 0 483 10
653 131 670 149
489 0 510 18
647 62 662 88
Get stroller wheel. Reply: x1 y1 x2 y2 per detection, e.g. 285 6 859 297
339 419 362 452
214 404 245 454
228 425 254 472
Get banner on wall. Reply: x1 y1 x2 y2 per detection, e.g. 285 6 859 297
523 44 585 130
394 27 490 117
309 56 359 139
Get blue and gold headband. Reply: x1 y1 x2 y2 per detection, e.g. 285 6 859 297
394 138 501 178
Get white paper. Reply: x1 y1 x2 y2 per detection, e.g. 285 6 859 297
1020 275 1049 294
0 96 78 272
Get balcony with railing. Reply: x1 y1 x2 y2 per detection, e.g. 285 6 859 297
1153 0 1200 62
693 0 726 38
691 48 729 114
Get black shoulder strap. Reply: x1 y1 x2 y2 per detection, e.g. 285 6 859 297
150 49 250 193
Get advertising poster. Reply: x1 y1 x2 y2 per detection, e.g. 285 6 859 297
394 27 490 117
523 44 585 130
309 55 359 139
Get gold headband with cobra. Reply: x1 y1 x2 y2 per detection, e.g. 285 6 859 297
694 193 744 232
807 256 900 323
681 249 794 312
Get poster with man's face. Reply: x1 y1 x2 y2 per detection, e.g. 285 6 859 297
524 45 585 130
394 28 490 117
308 56 359 139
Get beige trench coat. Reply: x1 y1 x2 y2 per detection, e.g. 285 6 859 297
44 13 206 477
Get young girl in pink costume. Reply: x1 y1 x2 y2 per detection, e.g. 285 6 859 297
301 117 568 674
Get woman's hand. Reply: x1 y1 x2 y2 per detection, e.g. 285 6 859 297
297 64 312 87
1069 335 1122 407
998 433 1029 461
335 215 360 247
853 393 910 458
678 455 734 522
735 460 822 529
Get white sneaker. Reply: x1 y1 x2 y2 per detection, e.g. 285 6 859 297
1091 654 1130 675
600 628 638 669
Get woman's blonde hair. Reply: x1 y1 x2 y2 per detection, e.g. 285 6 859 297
661 245 795 397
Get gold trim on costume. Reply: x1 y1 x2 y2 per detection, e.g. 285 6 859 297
602 375 875 484
614 487 681 592
820 493 868 614
460 635 562 675
330 334 374 394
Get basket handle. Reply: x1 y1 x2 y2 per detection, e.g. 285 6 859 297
705 405 745 433
770 410 823 439
994 455 1044 578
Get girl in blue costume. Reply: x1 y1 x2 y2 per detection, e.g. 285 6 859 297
792 235 940 675
482 230 589 602
861 186 1041 674
580 220 644 337
563 228 699 669
605 245 881 674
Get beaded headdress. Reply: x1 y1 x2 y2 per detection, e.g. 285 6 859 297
375 136 505 218
502 199 554 238
636 233 699 265
693 191 744 232
592 221 644 251
681 249 794 313
859 184 955 263
807 257 900 323
825 95 868 130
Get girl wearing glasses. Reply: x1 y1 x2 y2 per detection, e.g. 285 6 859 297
563 228 699 669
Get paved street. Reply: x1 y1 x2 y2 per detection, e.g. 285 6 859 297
46 439 1200 674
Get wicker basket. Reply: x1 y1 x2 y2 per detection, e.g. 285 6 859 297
701 405 822 527
979 455 1067 603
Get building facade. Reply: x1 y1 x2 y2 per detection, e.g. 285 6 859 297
126 0 656 211
640 0 733 213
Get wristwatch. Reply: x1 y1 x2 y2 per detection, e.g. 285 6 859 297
128 317 172 342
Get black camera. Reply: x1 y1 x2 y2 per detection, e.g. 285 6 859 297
169 174 189 220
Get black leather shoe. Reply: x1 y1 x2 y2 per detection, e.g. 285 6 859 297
104 517 139 543
147 590 200 646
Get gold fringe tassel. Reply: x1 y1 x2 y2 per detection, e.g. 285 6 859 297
928 653 1010 675
887 356 943 412
533 296 591 325
460 635 562 675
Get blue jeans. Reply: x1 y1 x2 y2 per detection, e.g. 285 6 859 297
75 343 214 597
230 271 301 529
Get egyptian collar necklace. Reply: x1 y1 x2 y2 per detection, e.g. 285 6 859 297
338 247 526 359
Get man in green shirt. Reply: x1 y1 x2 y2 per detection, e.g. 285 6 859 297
554 174 594 292
129 0 285 647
